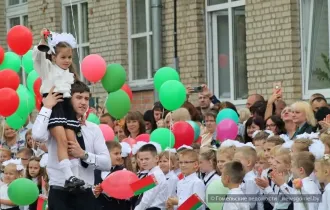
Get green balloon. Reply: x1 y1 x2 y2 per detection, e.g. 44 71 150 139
101 64 126 93
154 67 180 91
87 113 100 125
0 52 21 73
159 80 186 111
206 179 229 210
8 178 39 205
6 113 28 130
150 128 175 150
22 50 34 74
106 89 131 119
27 70 39 91
16 85 35 117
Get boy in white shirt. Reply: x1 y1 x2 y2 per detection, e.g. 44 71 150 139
222 161 249 210
166 149 205 210
134 144 168 210
234 146 259 210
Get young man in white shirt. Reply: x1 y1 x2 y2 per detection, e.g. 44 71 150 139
32 81 111 210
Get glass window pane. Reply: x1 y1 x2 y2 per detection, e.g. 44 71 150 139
8 0 19 6
309 0 329 90
72 48 80 78
66 5 79 38
82 47 90 84
216 13 230 98
233 6 248 99
22 0 27 2
23 15 28 27
132 37 148 80
81 3 89 43
208 0 228 5
9 17 20 28
132 0 146 34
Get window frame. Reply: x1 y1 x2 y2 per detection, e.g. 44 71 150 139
205 0 246 105
5 0 28 86
300 0 330 99
62 0 89 82
127 0 153 88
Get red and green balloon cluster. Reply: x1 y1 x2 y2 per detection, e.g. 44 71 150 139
0 25 40 130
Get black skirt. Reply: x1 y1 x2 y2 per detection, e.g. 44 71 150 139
42 93 80 131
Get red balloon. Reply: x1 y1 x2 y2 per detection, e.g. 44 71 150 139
81 54 106 83
0 69 20 90
196 136 202 144
35 95 42 111
33 78 42 95
121 84 133 101
135 134 150 143
0 88 19 117
7 25 33 56
122 137 136 147
0 46 4 64
101 170 139 199
172 121 194 149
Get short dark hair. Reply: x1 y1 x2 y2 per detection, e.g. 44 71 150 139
17 148 34 158
138 144 157 156
71 80 90 95
224 161 245 184
101 113 115 121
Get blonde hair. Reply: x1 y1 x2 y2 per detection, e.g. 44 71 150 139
253 131 270 142
159 151 177 170
270 145 282 156
291 101 317 127
316 155 330 170
266 136 285 146
4 164 23 178
292 151 315 176
179 149 198 161
235 146 257 165
256 148 266 161
217 146 236 161
0 148 11 157
320 132 330 149
172 108 191 122
238 108 251 123
275 148 291 166
200 149 217 170
293 138 313 152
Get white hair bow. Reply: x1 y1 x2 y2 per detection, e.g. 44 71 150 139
296 132 320 140
33 148 45 158
2 159 24 171
309 140 325 160
132 141 147 155
165 147 177 153
48 32 77 54
220 140 237 148
264 130 275 138
252 130 261 139
120 142 132 158
245 142 256 149
177 145 193 150
40 153 48 168
279 134 290 142
282 140 294 149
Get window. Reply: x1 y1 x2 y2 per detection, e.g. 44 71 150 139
62 0 89 82
301 0 330 98
206 0 247 103
127 0 153 85
6 0 28 85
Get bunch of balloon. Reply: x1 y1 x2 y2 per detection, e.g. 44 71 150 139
216 108 239 142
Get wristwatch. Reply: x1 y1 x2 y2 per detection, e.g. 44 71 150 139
82 151 89 160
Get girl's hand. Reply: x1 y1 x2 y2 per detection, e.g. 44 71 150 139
93 184 102 197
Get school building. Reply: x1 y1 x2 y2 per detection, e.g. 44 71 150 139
0 0 328 113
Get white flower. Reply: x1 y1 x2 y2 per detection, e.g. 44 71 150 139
309 140 325 160
48 32 77 54
120 142 132 158
177 145 193 150
282 140 294 149
2 159 24 171
220 140 237 148
40 153 48 168
165 147 177 153
279 134 290 142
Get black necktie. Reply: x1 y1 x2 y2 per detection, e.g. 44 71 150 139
76 127 88 168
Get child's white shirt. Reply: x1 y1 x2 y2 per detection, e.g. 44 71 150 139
0 184 17 209
174 168 181 175
176 172 205 210
32 46 74 97
318 183 330 210
274 175 294 210
240 170 259 209
202 170 220 188
223 188 249 210
165 170 179 197
292 177 321 210
310 172 322 190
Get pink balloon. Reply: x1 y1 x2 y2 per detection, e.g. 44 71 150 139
101 170 139 199
99 124 115 142
81 54 106 82
135 134 150 143
122 137 136 147
216 119 238 142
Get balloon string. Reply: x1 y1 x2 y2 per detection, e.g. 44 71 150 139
20 56 27 130
1 120 5 144
168 112 173 171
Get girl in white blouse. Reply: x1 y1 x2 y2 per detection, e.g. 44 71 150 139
199 149 220 188
33 28 84 188
315 154 330 210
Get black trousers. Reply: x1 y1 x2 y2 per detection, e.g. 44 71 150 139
48 186 96 210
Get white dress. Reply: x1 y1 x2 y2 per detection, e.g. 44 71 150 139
0 184 18 209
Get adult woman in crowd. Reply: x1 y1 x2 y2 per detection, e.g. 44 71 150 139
243 116 265 143
143 110 157 134
281 106 297 139
291 101 317 136
114 123 127 142
123 111 146 139
265 115 286 135
0 123 25 157
201 111 217 147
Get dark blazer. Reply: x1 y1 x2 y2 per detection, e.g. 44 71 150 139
294 122 317 137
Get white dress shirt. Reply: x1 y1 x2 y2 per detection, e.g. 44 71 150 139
165 170 179 197
240 170 259 210
174 168 181 175
0 184 17 209
32 46 74 97
176 172 206 210
223 188 249 210
135 166 168 210
274 175 294 210
319 183 330 210
32 107 111 187
290 177 320 210
202 170 220 188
